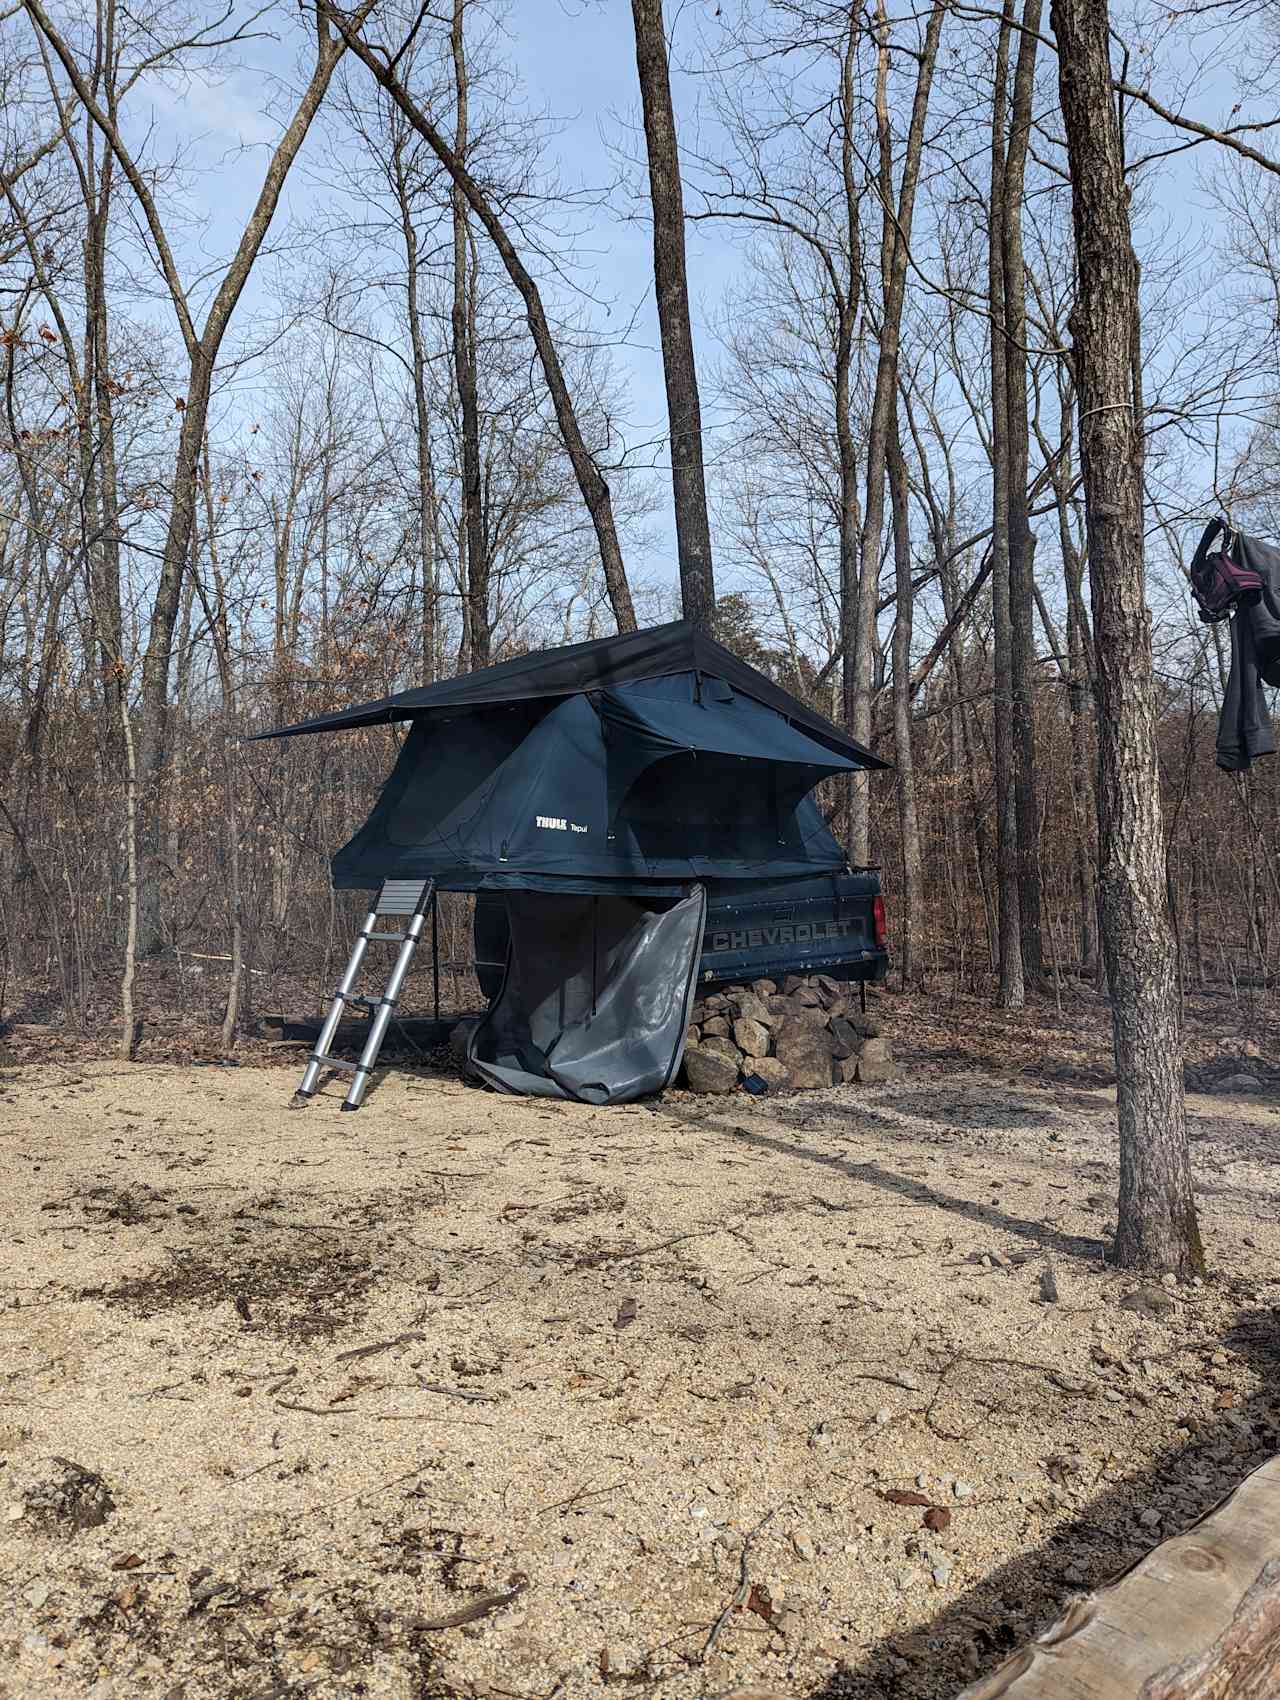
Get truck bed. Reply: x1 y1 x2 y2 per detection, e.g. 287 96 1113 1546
474 871 888 1000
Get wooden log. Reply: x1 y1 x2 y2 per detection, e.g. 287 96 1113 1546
954 1455 1280 1698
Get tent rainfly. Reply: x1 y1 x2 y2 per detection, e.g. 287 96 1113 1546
257 620 888 1104
257 618 887 896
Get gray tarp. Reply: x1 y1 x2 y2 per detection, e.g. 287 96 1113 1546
467 888 706 1104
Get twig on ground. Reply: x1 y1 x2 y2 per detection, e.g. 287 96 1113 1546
334 1331 425 1364
418 1381 497 1403
538 1477 628 1517
408 1574 527 1631
847 1372 923 1391
232 1215 347 1235
701 1506 781 1664
276 1399 363 1417
233 1457 283 1485
585 1229 723 1266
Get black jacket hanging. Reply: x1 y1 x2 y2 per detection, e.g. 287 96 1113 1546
1206 527 1280 772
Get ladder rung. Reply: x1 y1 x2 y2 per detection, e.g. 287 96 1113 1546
309 1053 359 1073
336 992 396 1010
362 930 413 943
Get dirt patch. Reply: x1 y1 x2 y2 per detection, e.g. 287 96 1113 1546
0 1028 1278 1700
102 1242 376 1345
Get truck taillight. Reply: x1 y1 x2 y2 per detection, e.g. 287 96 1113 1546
873 895 887 949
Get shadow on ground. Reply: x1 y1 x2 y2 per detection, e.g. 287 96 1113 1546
805 1305 1279 1697
670 1109 1107 1264
659 1096 1279 1698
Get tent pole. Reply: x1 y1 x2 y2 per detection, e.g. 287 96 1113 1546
432 888 440 1021
591 897 598 1018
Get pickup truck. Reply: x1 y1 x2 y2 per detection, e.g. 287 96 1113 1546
473 869 889 1000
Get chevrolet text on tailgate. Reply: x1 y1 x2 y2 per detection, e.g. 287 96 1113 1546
708 917 853 951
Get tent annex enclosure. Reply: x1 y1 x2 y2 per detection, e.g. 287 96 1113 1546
257 620 888 1106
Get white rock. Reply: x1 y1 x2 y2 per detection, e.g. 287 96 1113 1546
875 1406 892 1426
953 1480 975 1500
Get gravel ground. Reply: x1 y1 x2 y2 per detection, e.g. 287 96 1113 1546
0 1042 1277 1700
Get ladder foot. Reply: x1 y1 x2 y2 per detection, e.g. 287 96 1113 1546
339 1101 360 1112
289 1091 313 1109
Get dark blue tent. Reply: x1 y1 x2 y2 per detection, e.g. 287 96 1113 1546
258 618 886 896
259 620 887 1104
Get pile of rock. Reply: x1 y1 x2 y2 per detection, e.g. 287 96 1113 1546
681 973 896 1094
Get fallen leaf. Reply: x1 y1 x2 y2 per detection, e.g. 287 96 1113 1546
923 1507 952 1533
615 1297 638 1330
114 1582 141 1610
746 1582 776 1624
880 1489 932 1507
111 1553 143 1571
1214 1391 1237 1410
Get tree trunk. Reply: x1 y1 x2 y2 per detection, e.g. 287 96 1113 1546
1051 0 1204 1275
450 0 488 666
118 688 139 1060
194 453 246 1051
989 0 1025 1008
888 407 924 988
834 21 864 855
1003 0 1046 986
630 0 714 626
848 0 946 864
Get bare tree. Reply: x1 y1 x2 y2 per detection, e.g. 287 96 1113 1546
849 0 947 863
320 0 638 636
988 0 1024 1007
448 0 488 666
1051 0 1204 1272
22 0 373 952
1003 0 1046 988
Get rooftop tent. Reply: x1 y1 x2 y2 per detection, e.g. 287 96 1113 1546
258 621 888 1104
257 620 888 896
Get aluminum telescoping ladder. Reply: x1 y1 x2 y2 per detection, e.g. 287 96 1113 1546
293 878 436 1112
